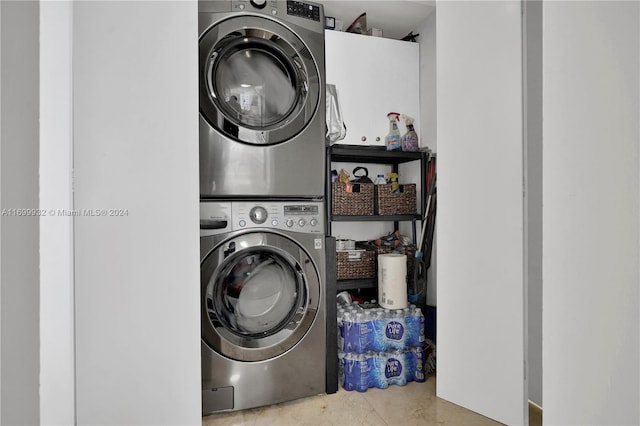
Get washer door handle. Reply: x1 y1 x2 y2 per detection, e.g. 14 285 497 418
206 51 219 100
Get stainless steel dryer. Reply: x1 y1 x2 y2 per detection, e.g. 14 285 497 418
199 0 326 198
200 200 326 414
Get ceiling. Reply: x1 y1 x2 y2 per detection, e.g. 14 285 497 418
317 1 435 41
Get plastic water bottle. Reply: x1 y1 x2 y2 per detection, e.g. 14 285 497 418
354 312 365 353
343 311 374 353
371 310 387 352
341 352 355 391
367 352 387 390
342 311 354 352
410 346 426 383
337 307 345 350
403 305 423 347
338 351 345 387
343 353 371 392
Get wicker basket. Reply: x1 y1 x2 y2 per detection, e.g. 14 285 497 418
375 184 417 215
364 243 417 288
332 182 375 216
336 249 375 280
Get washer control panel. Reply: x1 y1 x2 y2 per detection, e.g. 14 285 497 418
286 0 321 22
233 201 324 233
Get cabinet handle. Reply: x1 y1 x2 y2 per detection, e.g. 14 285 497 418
361 136 367 142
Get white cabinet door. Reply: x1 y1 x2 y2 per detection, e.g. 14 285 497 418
437 2 526 425
325 31 420 147
543 2 640 425
73 2 201 425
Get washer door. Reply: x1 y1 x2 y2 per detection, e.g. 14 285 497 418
201 231 320 362
199 15 320 145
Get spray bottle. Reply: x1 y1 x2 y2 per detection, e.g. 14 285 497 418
387 172 400 193
385 112 402 151
401 114 419 152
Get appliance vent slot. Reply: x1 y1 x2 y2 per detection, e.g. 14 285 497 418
299 46 313 60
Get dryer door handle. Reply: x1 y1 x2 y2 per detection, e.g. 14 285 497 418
200 219 228 230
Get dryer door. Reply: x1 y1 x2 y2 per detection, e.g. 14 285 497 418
201 231 320 362
199 15 320 145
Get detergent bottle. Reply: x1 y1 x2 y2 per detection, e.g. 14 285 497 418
374 174 387 185
401 114 419 152
385 112 402 151
387 172 400 193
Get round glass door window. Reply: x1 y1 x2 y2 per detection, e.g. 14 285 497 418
201 232 320 362
199 16 320 145
213 38 298 130
216 250 300 336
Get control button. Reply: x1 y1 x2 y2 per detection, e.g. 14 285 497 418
298 218 306 227
271 9 277 15
238 3 245 9
309 218 318 227
239 219 246 227
249 206 268 224
271 219 278 226
285 219 294 228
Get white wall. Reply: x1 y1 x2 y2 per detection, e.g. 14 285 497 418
417 11 437 154
436 1 525 424
1 3 3 420
0 3 2 418
72 2 201 424
524 0 543 408
39 2 75 424
416 10 437 306
0 1 41 424
543 2 640 424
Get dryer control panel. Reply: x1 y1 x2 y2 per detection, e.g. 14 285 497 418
228 0 321 23
233 201 324 233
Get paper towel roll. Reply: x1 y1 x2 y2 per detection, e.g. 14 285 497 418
378 253 408 310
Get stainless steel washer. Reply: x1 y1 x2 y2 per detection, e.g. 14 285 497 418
199 0 326 198
200 200 326 414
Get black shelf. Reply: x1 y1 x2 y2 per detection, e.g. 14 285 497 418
327 144 430 298
337 278 377 291
330 145 427 164
331 214 420 222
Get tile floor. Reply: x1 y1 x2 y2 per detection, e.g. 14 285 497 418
202 376 504 426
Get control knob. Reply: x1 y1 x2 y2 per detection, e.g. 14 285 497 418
249 206 268 224
310 218 318 227
285 219 295 228
250 0 267 9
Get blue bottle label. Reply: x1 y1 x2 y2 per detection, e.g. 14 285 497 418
385 321 404 341
385 357 403 379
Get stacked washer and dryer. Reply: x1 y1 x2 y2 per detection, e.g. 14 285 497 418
198 0 328 415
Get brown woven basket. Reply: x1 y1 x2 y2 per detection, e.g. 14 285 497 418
336 249 375 280
332 182 375 216
375 184 417 215
364 243 417 288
